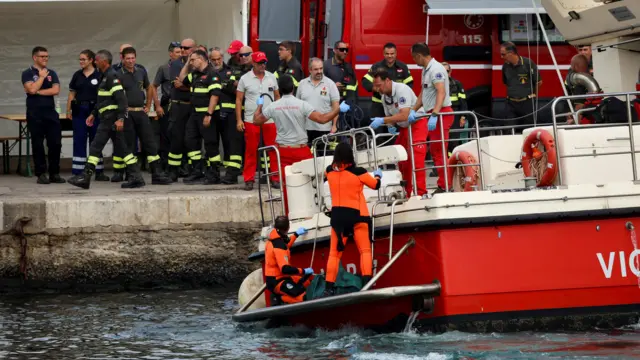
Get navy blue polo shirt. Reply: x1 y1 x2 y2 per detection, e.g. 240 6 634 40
21 66 59 109
170 58 191 102
69 68 102 103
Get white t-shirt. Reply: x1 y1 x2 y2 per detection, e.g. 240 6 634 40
382 82 417 128
262 95 316 145
421 58 451 112
296 76 340 131
237 70 278 124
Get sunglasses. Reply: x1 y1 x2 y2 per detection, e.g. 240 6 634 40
180 46 192 50
337 47 349 52
239 52 252 57
256 61 267 65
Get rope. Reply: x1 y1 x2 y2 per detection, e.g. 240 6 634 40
474 100 553 122
480 149 522 164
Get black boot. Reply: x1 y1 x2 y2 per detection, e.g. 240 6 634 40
203 163 221 185
179 162 190 177
111 170 125 183
362 275 373 287
150 161 172 185
121 164 146 189
221 167 239 184
167 165 179 182
68 164 95 189
183 160 204 184
321 282 335 298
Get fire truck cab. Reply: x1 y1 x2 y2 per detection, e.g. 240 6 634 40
249 0 576 120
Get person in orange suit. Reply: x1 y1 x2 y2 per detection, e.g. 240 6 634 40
323 142 382 297
264 216 314 305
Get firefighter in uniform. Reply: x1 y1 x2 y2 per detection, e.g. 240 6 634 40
167 38 197 181
368 68 425 197
274 41 304 95
69 50 144 189
324 41 358 107
264 216 313 305
361 43 413 118
442 62 468 155
211 48 244 184
177 50 224 185
500 42 541 132
410 42 454 195
116 47 172 186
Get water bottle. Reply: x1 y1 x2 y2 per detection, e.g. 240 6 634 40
55 97 61 114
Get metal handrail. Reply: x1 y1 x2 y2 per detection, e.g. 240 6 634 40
361 237 415 291
408 111 484 194
550 90 640 185
258 145 285 221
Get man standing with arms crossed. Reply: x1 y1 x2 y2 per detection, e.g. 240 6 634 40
409 42 454 195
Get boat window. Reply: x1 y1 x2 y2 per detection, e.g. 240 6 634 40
499 14 565 44
259 0 301 41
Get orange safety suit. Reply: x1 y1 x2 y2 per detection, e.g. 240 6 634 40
264 229 311 304
324 164 380 283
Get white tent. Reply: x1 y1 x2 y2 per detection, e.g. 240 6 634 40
0 0 245 148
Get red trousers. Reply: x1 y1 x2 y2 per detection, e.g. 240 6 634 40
243 122 278 183
397 119 428 197
428 106 454 190
278 145 313 215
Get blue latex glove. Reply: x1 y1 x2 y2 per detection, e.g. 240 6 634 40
387 126 398 135
295 227 308 236
373 168 383 178
256 95 264 106
428 114 438 131
304 267 314 275
370 117 384 129
408 109 418 124
339 101 350 113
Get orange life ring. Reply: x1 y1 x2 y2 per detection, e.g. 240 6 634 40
521 129 558 187
446 151 479 192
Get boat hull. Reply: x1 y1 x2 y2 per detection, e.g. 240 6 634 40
253 214 640 331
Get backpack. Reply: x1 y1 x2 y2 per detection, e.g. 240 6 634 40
594 97 638 124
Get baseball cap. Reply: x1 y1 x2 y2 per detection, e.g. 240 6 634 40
227 40 244 54
251 51 268 63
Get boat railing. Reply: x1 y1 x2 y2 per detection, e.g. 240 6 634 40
550 90 640 185
361 237 415 291
408 111 484 193
257 145 285 226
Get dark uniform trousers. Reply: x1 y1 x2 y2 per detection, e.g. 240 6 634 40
26 107 62 176
167 101 192 167
185 110 221 166
151 102 171 167
218 110 243 171
504 99 535 131
120 110 161 165
88 112 136 169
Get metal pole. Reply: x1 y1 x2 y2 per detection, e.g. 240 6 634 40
388 198 407 260
550 97 563 185
627 94 638 181
408 123 418 197
439 114 449 191
362 238 415 291
273 147 285 215
236 283 267 314
262 150 276 222
472 113 485 190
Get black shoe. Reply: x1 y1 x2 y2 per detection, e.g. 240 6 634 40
49 173 66 183
37 174 50 184
321 284 335 298
121 166 145 189
111 171 124 183
95 173 110 182
178 163 190 178
68 165 95 189
362 275 373 286
167 166 179 182
244 181 254 191
432 187 447 195
150 161 172 185
221 168 239 184
183 160 204 185
203 164 221 185
271 181 280 189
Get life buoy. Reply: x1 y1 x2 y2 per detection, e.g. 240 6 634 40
446 151 479 192
521 129 558 187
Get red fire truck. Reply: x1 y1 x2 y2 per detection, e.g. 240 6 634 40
249 0 578 118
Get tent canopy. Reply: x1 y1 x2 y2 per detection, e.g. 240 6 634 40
425 0 546 15
0 0 243 115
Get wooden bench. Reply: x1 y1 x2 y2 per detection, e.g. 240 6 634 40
0 136 21 174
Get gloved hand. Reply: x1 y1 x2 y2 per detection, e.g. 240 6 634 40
339 101 350 113
408 109 418 124
256 95 264 106
295 227 308 236
428 114 439 131
387 126 399 135
304 267 314 275
370 117 384 129
373 168 383 178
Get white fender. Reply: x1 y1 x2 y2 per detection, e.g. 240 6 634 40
238 268 266 310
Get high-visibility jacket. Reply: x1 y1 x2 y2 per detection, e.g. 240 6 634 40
264 229 304 290
91 67 127 120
